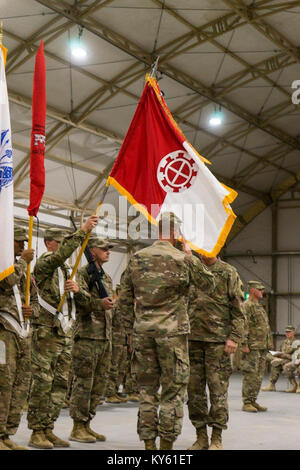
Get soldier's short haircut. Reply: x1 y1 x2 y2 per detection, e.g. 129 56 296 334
158 219 176 238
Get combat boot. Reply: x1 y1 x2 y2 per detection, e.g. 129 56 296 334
242 403 258 412
188 427 209 450
262 382 276 392
127 393 139 402
285 378 297 393
45 428 70 447
296 382 300 394
117 393 129 402
85 422 106 441
252 402 268 412
105 395 123 404
28 430 54 449
69 421 96 443
0 438 12 450
144 439 157 450
3 437 28 450
208 427 222 450
159 438 174 450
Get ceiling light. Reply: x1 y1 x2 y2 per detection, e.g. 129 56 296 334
209 109 223 127
70 26 87 60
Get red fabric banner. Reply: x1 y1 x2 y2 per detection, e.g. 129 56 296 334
27 40 46 216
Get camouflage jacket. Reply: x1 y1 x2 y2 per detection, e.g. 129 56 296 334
112 298 126 345
119 240 215 337
0 257 39 334
32 229 86 337
241 298 273 350
279 338 294 358
189 258 245 344
73 264 113 341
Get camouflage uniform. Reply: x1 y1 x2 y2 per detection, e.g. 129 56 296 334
283 341 300 382
123 338 139 397
70 251 113 423
241 290 273 405
269 338 294 384
188 258 245 431
120 240 214 443
105 299 127 398
27 229 86 431
0 229 39 440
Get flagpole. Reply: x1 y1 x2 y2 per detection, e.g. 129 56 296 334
56 185 109 313
25 216 34 310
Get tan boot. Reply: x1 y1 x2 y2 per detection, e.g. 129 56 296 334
188 427 209 450
105 395 123 404
117 394 129 403
45 428 70 447
3 437 28 450
242 403 258 412
296 382 300 394
262 382 276 392
208 427 222 450
285 379 297 393
127 394 139 402
160 438 173 450
144 439 157 450
85 422 106 441
0 438 12 450
69 421 96 443
28 430 54 449
252 402 268 412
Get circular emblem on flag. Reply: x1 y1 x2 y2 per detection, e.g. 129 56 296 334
157 150 198 193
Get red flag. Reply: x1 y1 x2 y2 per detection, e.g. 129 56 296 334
27 40 46 216
107 75 237 256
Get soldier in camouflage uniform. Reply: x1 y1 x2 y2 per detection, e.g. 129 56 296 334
27 216 98 449
105 285 128 404
123 337 139 402
241 281 273 412
187 255 245 451
119 213 215 450
68 236 114 443
0 226 37 451
283 339 300 393
262 325 295 392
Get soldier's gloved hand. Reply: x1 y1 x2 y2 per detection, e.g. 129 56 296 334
20 249 35 264
241 346 250 354
224 339 238 355
81 215 99 233
101 297 114 310
22 305 33 318
65 279 80 293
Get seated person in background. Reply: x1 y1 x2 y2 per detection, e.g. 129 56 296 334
282 339 300 394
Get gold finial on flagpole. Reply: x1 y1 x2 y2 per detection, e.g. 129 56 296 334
0 21 3 45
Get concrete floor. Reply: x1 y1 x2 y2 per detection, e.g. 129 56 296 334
14 373 300 451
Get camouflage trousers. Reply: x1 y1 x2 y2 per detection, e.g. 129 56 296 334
124 347 138 395
283 361 300 380
269 358 290 383
187 341 232 431
241 349 267 404
27 326 72 430
70 337 111 422
133 334 189 442
105 341 127 397
0 326 31 437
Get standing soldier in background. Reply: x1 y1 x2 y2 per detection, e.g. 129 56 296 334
262 325 295 392
105 285 128 404
27 215 98 449
120 213 215 451
241 281 273 412
187 255 245 451
68 236 114 443
0 226 38 451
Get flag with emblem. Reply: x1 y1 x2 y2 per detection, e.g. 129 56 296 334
0 43 14 280
107 74 238 255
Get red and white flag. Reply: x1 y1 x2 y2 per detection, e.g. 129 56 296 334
107 75 237 256
27 39 46 217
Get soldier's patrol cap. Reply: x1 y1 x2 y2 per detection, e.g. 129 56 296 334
158 212 182 227
248 280 265 290
88 235 113 250
14 226 28 241
44 227 66 242
285 325 295 332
